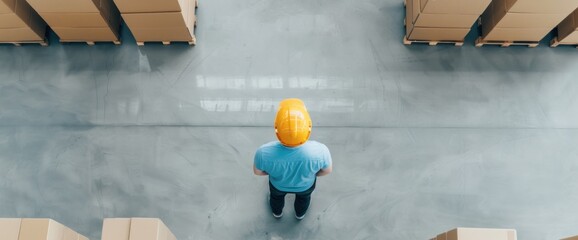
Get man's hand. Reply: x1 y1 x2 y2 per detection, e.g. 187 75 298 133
316 165 333 177
253 164 268 176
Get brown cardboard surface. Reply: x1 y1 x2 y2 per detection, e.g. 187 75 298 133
414 13 479 28
129 218 162 240
158 222 169 240
0 0 17 13
40 13 108 27
101 218 131 240
113 0 186 13
26 0 99 13
0 0 32 28
62 227 79 240
507 0 578 14
419 0 492 15
78 234 89 240
483 27 551 41
166 230 177 240
494 13 567 28
122 11 188 29
0 25 46 42
561 235 578 240
130 27 194 41
481 0 563 41
52 27 118 41
480 1 496 32
18 219 66 240
408 0 420 24
559 30 578 43
0 218 21 240
437 232 447 240
122 0 195 42
0 13 27 28
0 27 42 41
558 9 578 41
446 228 517 240
121 0 191 29
408 27 469 41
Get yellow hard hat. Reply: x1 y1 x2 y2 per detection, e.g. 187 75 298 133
274 98 312 147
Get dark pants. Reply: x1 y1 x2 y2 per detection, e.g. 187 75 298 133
269 181 316 217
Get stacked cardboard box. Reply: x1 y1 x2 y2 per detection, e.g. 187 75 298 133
481 0 578 42
431 228 517 240
113 0 197 45
405 0 491 42
0 0 46 44
102 218 176 240
0 218 89 240
26 0 120 44
562 236 578 240
554 9 578 45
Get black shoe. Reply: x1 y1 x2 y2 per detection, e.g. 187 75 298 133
295 213 305 220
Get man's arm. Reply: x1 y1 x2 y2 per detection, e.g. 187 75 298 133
316 164 332 177
253 163 268 176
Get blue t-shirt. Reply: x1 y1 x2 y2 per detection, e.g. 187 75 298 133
254 140 332 192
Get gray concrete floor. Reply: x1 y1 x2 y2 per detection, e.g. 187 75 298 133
1 0 578 239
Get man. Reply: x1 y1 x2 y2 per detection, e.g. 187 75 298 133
253 98 332 220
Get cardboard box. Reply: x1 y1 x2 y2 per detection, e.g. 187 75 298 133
0 0 46 42
166 230 176 240
129 27 194 41
78 234 89 240
482 0 565 29
0 0 17 13
0 0 30 28
437 232 447 240
0 27 42 41
28 0 119 26
445 228 517 240
18 219 66 240
102 218 131 240
46 0 120 42
63 227 79 240
0 218 21 240
52 27 118 41
506 0 578 14
482 27 551 41
419 0 492 15
414 13 479 28
561 236 578 240
407 0 420 24
129 218 168 240
26 0 100 13
40 13 109 27
559 31 578 43
113 0 186 13
480 0 566 41
408 27 470 41
557 9 578 42
123 0 195 42
0 13 27 28
494 13 568 29
0 0 45 31
122 11 188 29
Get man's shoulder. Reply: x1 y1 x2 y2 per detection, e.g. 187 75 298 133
306 140 327 148
258 141 281 151
304 141 330 152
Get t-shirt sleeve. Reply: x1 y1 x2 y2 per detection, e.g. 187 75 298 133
322 146 332 169
254 148 265 171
